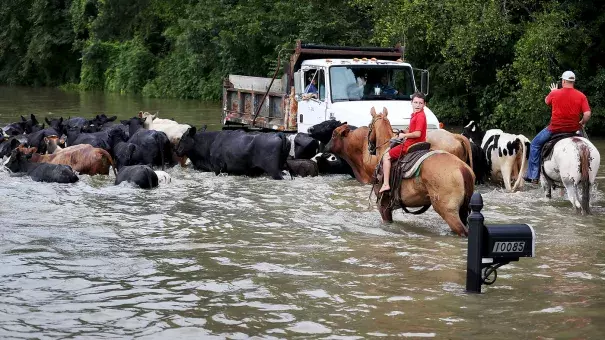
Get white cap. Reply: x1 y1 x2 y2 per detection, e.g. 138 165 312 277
561 71 576 82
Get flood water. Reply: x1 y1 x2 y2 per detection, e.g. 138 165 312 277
1 86 605 339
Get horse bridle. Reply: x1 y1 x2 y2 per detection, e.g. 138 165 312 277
367 115 400 156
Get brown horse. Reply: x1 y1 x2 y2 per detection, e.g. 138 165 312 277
427 129 473 169
325 109 474 236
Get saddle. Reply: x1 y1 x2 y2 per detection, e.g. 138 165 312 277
541 132 579 162
374 142 435 213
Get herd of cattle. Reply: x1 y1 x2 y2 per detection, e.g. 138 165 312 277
0 113 355 187
0 111 532 191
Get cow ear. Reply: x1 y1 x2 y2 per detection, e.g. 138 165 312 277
59 117 63 124
45 117 51 125
341 126 350 137
200 124 208 132
138 111 143 118
21 115 27 121
109 115 117 122
188 127 196 136
44 137 49 144
31 114 37 123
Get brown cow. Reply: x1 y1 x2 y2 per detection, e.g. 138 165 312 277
27 144 117 176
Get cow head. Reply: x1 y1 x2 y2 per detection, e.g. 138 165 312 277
4 148 32 173
0 138 20 158
308 119 346 145
462 120 485 145
45 117 65 136
176 127 196 157
324 124 352 155
122 117 145 137
23 114 42 134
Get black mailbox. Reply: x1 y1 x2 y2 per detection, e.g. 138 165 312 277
466 193 536 293
483 224 535 260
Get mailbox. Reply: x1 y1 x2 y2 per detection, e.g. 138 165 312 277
465 193 536 293
483 224 535 260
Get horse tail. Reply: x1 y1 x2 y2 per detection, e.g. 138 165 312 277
512 136 528 191
459 165 475 226
577 139 591 214
455 134 473 170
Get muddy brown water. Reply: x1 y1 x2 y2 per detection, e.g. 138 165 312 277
1 86 605 339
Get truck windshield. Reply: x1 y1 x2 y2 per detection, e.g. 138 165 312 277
329 65 415 102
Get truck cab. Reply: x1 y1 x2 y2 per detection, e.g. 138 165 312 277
295 58 439 133
221 41 440 134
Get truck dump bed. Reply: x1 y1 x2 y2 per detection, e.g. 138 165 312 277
222 75 297 132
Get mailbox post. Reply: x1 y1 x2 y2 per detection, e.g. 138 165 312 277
465 192 535 293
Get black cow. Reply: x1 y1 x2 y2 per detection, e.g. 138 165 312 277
4 149 78 183
2 121 27 136
115 165 159 189
176 127 290 180
286 159 318 177
45 117 66 136
308 120 347 145
287 133 320 160
121 117 174 170
0 138 20 158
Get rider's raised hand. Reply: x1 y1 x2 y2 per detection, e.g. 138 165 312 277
549 83 557 92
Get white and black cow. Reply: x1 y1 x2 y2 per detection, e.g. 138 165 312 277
462 121 530 192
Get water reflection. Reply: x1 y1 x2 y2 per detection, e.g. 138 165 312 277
1 87 605 338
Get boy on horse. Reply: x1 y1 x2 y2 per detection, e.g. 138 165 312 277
379 92 428 193
525 70 592 184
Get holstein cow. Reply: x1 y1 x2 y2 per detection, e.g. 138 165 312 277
115 165 159 189
462 121 530 191
311 152 356 177
307 119 357 177
26 144 117 176
4 149 79 183
176 127 290 180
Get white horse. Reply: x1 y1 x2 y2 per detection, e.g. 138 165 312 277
541 136 600 214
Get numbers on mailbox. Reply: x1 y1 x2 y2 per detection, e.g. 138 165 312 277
492 241 525 253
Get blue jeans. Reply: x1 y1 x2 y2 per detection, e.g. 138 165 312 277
526 127 552 180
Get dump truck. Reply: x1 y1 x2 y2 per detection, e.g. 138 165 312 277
221 40 440 134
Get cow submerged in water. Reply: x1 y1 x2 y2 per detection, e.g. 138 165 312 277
176 127 290 180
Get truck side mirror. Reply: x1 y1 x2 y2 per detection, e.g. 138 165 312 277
421 70 429 96
293 70 302 101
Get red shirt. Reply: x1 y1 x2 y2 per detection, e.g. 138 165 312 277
403 109 427 152
546 88 590 133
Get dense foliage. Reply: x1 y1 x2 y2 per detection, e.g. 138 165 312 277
1 0 604 134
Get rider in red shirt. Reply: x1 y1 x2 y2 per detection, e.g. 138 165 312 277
525 70 591 183
379 92 428 193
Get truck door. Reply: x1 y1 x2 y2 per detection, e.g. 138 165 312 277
297 68 328 133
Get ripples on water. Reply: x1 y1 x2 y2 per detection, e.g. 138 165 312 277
1 165 605 339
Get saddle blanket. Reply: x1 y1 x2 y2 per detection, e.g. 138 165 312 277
401 150 448 178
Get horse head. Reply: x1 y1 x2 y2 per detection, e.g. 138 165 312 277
367 107 396 155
